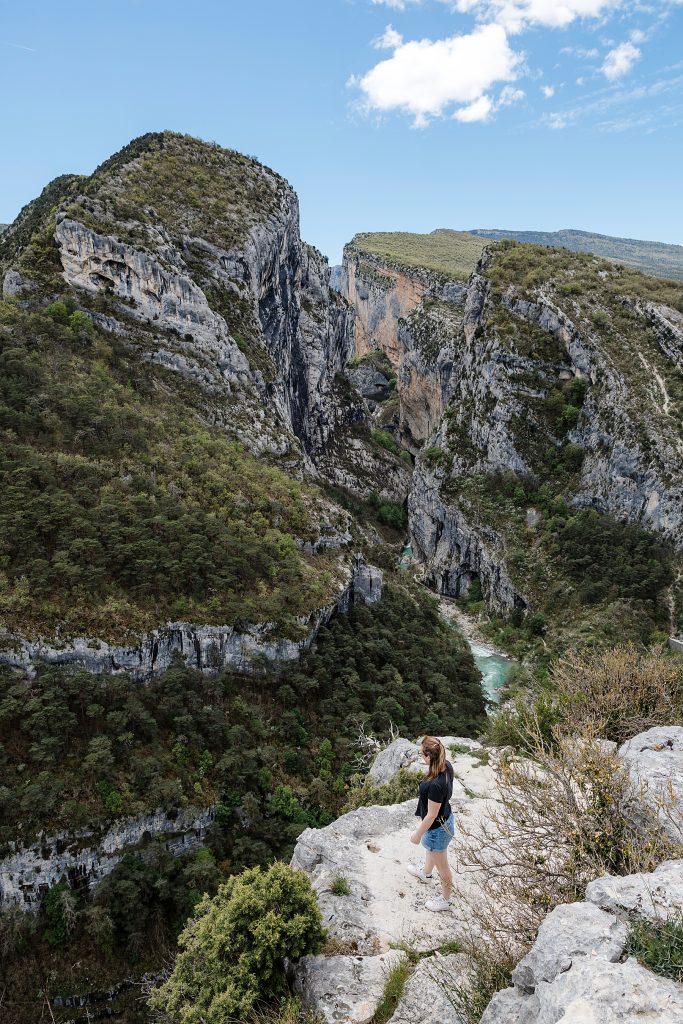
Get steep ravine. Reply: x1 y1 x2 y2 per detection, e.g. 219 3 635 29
342 238 683 634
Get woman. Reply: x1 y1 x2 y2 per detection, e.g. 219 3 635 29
408 735 454 912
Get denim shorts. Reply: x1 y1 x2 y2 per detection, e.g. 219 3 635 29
421 814 454 852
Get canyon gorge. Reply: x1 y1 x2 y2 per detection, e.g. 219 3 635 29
1 132 682 1023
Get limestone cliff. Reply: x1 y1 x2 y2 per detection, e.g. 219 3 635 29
401 246 683 633
341 237 467 447
338 234 683 638
0 133 406 674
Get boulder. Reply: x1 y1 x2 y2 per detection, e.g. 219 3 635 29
618 726 683 842
368 736 485 788
586 859 683 922
482 861 683 1024
480 987 539 1024
387 954 466 1024
292 950 406 1024
535 956 683 1023
368 739 420 785
511 902 627 992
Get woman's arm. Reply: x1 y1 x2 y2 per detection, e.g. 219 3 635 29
410 798 442 844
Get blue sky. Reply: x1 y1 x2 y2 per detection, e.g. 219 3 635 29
1 0 682 263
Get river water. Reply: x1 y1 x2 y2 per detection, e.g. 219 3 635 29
399 544 514 703
467 640 514 702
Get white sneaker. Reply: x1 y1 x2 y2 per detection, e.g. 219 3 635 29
425 895 451 912
406 863 434 883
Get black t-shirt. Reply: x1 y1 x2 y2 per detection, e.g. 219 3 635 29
415 761 454 831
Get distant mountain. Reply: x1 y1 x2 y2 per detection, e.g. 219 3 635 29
468 227 683 281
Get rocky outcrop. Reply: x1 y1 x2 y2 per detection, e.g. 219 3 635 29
289 736 500 1023
397 299 464 447
341 249 431 365
341 243 468 448
618 727 683 843
0 805 214 909
55 216 251 386
367 735 483 787
291 951 407 1024
292 731 683 1024
54 198 357 464
0 557 382 680
387 955 464 1024
400 253 683 621
506 291 683 546
586 858 683 921
409 459 528 614
482 863 683 1024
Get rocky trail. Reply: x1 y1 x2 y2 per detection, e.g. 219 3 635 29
290 731 683 1024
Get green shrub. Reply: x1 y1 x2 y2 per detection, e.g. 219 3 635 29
371 429 401 457
627 915 683 982
372 958 412 1024
344 767 419 812
329 875 350 896
43 882 78 947
148 863 326 1023
423 447 447 469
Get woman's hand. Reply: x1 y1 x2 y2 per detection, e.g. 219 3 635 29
410 830 420 845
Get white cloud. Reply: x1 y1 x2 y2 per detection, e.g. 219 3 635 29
499 84 526 104
451 0 620 33
373 25 404 49
356 22 522 125
454 94 495 120
370 0 419 9
602 41 641 79
542 84 555 97
561 45 600 58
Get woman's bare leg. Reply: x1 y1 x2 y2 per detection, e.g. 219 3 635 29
431 850 452 900
423 850 436 877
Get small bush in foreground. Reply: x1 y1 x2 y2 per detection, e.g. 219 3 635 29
148 863 326 1023
442 936 516 1024
627 915 683 983
372 958 412 1024
329 875 350 896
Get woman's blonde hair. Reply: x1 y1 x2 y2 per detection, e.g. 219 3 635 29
421 735 447 780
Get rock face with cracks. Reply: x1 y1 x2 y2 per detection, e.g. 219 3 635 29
0 558 383 682
618 726 683 843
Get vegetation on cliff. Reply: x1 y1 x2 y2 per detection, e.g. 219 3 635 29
0 297 343 639
469 226 683 282
434 240 683 657
348 229 486 280
0 582 485 1021
148 863 325 1023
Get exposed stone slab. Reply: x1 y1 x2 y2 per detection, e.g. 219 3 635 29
618 726 683 842
536 956 683 1023
369 739 421 786
292 950 407 1024
586 859 683 922
291 783 498 955
511 902 627 992
480 987 540 1024
388 954 466 1024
